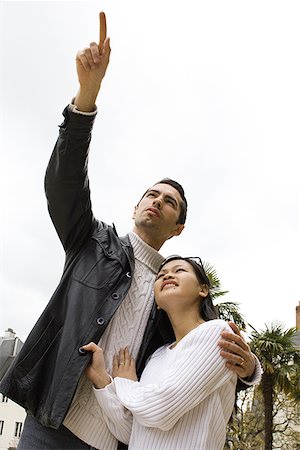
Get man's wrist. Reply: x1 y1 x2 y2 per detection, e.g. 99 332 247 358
239 355 263 385
94 373 112 389
74 85 101 112
69 102 97 117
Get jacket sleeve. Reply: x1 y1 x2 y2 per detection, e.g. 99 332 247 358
113 321 237 431
93 382 132 444
45 106 98 252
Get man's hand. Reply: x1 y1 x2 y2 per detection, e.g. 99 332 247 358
112 348 138 382
81 342 111 389
74 12 111 112
219 321 256 379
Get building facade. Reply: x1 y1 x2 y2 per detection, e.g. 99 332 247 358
0 329 25 450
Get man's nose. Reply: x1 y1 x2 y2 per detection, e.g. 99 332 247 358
153 196 162 208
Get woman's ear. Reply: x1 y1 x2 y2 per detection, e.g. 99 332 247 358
199 284 209 298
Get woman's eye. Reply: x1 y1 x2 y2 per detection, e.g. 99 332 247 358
176 268 185 273
156 273 164 279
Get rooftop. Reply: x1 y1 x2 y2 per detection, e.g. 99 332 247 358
0 328 23 380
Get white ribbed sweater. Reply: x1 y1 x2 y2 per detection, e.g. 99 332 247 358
95 320 238 450
63 232 164 449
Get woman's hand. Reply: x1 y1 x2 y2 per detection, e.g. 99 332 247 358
112 347 138 382
81 342 111 389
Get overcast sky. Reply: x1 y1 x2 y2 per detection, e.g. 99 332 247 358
1 1 299 342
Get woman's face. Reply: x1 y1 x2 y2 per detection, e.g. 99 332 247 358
154 259 208 313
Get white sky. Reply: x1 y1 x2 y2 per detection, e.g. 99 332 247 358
1 1 299 342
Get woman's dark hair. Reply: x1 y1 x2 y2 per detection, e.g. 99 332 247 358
156 256 218 343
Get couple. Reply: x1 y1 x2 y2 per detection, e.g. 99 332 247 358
0 11 261 450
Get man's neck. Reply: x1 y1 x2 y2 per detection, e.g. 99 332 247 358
132 227 165 251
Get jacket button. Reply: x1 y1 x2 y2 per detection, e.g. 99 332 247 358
78 347 87 355
126 272 131 278
112 293 120 300
96 317 105 325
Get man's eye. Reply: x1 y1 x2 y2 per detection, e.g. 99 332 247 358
166 199 176 207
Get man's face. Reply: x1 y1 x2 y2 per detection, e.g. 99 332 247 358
133 183 185 243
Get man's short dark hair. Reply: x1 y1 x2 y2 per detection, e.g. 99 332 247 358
139 178 187 224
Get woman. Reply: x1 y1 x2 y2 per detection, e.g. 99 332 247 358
82 256 239 449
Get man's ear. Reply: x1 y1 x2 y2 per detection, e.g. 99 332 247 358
167 224 185 240
174 224 185 237
132 205 137 220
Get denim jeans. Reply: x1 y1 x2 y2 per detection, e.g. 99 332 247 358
18 414 96 450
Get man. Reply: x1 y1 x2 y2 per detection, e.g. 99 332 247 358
0 12 260 450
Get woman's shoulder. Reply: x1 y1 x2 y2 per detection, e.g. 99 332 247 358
185 319 233 342
201 319 232 331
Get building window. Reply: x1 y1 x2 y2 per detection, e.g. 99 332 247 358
0 420 4 435
0 394 8 403
14 421 22 438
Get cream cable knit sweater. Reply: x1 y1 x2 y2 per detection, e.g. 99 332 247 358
95 320 240 450
63 232 164 449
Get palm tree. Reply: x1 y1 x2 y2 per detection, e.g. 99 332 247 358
203 261 247 330
203 261 228 300
250 322 300 450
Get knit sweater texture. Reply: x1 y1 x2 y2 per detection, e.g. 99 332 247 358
63 232 164 449
95 320 238 450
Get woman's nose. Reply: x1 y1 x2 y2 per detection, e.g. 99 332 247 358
163 273 174 280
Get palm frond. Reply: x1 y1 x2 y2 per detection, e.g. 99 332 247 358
217 301 247 330
203 261 228 300
250 322 299 376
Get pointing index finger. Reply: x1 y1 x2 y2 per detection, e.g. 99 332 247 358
99 11 107 51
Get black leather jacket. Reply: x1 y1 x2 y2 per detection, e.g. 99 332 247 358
0 107 170 429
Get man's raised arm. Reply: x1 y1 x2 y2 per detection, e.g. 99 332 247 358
45 12 111 253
